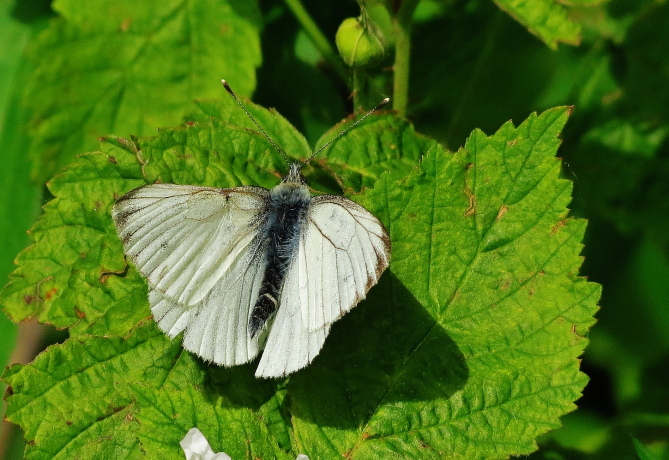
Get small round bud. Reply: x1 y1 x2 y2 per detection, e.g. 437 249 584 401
335 17 386 68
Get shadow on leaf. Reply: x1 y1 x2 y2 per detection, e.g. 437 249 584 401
288 271 468 429
203 361 281 410
189 270 467 432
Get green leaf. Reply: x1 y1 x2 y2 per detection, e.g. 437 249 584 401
2 105 598 458
24 0 262 183
193 97 429 192
133 377 292 459
0 0 41 371
557 0 607 6
291 106 599 458
567 118 669 254
190 97 312 164
0 102 298 334
633 436 663 460
493 0 581 49
2 323 183 460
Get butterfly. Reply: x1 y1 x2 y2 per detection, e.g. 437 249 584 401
111 81 391 378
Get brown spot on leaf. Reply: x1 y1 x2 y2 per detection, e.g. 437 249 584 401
108 156 117 164
464 164 476 216
99 265 129 284
24 294 36 305
497 204 508 220
44 288 58 300
74 308 86 319
507 139 517 147
464 193 476 216
449 290 461 303
120 18 132 32
551 219 567 234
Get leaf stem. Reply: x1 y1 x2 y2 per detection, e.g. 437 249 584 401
392 0 419 118
283 0 349 84
353 68 364 111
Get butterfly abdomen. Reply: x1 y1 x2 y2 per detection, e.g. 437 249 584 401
249 182 310 337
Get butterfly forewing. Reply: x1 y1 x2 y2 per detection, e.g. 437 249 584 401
299 196 391 331
112 183 270 365
113 184 268 306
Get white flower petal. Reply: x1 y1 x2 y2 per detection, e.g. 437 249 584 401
180 428 231 460
180 426 309 460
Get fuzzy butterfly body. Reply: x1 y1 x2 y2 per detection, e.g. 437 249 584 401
112 162 390 378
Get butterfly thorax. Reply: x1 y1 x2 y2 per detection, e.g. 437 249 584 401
249 170 311 337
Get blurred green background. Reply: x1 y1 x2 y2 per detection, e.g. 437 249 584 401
1 0 668 458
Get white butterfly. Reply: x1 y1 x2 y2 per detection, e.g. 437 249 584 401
112 81 391 378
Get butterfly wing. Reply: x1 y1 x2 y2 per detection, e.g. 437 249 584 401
300 195 390 330
150 242 266 365
113 184 268 305
255 194 390 378
255 264 330 378
112 183 270 365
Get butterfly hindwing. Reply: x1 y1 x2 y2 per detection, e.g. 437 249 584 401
189 244 267 365
255 258 330 378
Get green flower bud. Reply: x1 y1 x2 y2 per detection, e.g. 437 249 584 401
335 17 386 68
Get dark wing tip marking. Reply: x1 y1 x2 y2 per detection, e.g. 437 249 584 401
114 185 150 204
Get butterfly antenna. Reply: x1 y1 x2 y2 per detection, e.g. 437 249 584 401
302 97 390 167
221 79 290 165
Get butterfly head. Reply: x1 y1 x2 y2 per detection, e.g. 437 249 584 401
282 162 307 186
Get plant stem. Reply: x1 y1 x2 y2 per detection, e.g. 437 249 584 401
392 0 419 118
353 68 369 111
283 0 350 84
